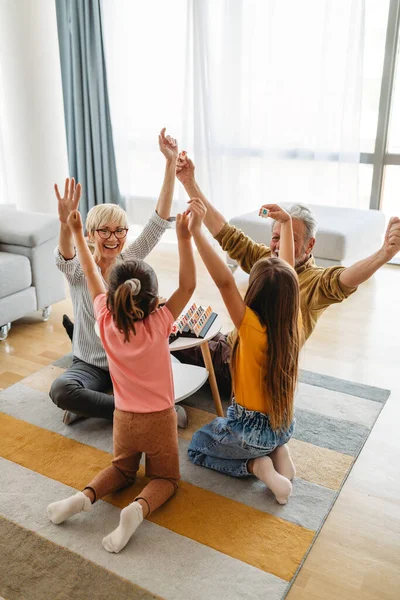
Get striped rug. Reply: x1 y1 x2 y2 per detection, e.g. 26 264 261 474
0 355 390 600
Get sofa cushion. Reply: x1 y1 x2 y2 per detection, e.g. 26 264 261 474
229 204 386 264
0 252 32 299
0 209 59 247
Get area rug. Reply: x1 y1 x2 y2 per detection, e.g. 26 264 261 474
0 355 390 600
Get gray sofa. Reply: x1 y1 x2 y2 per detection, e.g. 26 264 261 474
0 206 66 340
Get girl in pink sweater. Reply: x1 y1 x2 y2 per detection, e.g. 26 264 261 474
47 208 195 553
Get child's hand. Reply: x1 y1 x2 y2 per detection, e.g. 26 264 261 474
176 213 191 241
176 153 195 185
55 178 81 224
187 197 206 234
158 127 179 161
67 209 83 232
259 203 291 223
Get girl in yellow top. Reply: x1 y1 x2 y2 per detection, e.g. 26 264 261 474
187 199 300 504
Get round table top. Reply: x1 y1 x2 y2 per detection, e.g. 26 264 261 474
93 324 209 404
172 359 208 403
168 317 222 351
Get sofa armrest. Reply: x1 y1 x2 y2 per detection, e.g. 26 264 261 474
0 208 65 308
0 208 59 247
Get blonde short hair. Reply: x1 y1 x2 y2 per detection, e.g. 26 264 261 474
85 203 128 235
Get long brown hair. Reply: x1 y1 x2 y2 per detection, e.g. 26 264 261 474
231 257 300 430
107 259 159 342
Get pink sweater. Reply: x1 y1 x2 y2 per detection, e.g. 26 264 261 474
94 294 174 413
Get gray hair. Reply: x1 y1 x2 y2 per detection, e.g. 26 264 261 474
271 204 318 241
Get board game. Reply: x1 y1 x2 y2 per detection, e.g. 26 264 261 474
169 303 218 343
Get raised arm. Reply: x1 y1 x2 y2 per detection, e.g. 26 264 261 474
188 198 246 330
260 204 294 267
155 128 178 220
176 155 226 236
55 178 81 259
177 155 272 272
67 210 106 301
339 216 400 287
122 129 178 261
166 213 196 319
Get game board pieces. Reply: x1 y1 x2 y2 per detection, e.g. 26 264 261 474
172 304 215 338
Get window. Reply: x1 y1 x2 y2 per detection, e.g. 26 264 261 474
103 1 399 222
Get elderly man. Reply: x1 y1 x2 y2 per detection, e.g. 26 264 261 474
172 156 400 396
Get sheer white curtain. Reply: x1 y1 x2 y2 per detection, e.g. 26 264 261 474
103 0 365 222
0 59 9 205
102 0 188 223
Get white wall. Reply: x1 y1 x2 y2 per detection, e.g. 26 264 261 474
0 0 68 213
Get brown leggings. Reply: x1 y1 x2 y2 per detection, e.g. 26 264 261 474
85 406 180 515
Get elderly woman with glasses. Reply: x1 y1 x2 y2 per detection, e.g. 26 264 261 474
50 129 178 425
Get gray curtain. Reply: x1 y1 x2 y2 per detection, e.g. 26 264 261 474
55 0 123 220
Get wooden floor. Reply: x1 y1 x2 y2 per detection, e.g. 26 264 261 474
1 242 399 599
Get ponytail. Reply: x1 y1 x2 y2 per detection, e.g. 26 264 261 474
106 259 159 343
110 279 144 342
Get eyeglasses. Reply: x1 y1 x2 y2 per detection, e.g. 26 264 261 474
95 227 129 240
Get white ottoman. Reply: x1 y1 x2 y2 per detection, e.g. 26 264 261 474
228 204 386 267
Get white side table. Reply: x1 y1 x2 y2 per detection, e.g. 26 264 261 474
171 357 209 403
95 317 224 417
169 318 224 417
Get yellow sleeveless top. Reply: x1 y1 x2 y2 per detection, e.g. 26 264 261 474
233 306 302 413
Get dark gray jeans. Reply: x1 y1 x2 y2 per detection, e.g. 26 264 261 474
49 356 114 421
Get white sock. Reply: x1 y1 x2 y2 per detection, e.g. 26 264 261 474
270 445 296 481
252 456 292 505
102 501 144 553
47 491 92 524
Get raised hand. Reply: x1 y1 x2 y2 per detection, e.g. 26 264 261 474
187 197 206 234
54 178 82 225
176 153 195 186
259 203 291 223
176 212 191 241
158 127 179 161
67 209 83 233
382 216 400 261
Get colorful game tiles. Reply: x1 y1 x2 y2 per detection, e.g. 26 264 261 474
172 303 213 337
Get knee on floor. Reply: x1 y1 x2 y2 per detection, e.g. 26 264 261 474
49 377 80 409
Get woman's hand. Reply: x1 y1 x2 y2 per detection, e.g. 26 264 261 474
176 212 191 241
187 197 206 235
55 178 81 225
67 209 83 233
158 127 178 161
259 203 291 223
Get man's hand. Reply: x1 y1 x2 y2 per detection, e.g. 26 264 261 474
259 203 291 223
187 198 206 235
67 209 84 233
55 178 81 225
381 216 400 261
176 212 191 241
176 153 195 186
158 127 178 161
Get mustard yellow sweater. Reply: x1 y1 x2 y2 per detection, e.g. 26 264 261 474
215 223 357 343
